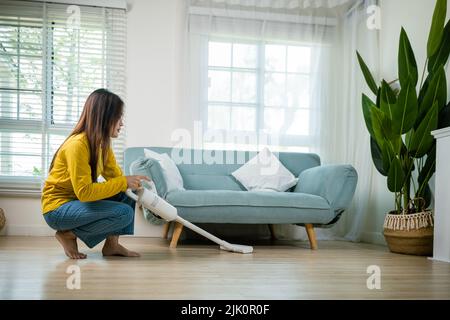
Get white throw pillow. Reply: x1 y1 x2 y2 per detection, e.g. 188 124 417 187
231 147 298 192
144 149 185 192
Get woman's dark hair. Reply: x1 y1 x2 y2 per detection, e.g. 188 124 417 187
49 88 124 182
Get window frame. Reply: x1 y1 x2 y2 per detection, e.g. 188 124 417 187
204 36 315 152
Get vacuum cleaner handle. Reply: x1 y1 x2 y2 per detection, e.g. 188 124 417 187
125 179 156 202
125 189 139 202
125 186 178 222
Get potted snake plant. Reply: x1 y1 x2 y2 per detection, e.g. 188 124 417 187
357 0 450 255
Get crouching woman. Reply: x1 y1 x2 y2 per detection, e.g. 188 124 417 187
41 89 149 259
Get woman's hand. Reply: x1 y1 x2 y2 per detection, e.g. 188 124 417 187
125 175 151 190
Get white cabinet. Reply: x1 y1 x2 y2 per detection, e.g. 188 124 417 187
431 127 450 263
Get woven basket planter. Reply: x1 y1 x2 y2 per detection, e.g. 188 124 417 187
383 211 434 256
0 208 5 232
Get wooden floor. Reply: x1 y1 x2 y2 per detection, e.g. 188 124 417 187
1 236 450 300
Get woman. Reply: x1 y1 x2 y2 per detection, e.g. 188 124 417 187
41 89 149 259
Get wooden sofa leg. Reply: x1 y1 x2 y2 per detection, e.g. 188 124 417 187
170 222 184 248
268 224 277 240
162 222 171 239
305 224 318 250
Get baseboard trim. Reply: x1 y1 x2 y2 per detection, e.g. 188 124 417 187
2 225 54 236
1 224 389 246
428 257 450 263
1 224 164 237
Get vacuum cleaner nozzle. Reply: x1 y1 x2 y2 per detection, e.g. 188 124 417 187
220 243 254 254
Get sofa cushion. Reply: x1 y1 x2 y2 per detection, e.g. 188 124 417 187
182 173 245 191
144 148 185 192
166 190 334 224
130 157 168 197
231 147 299 192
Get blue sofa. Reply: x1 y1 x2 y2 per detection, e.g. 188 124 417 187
125 147 358 250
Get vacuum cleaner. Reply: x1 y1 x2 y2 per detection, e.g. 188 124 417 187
125 181 253 254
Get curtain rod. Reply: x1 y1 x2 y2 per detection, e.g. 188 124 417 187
189 6 338 26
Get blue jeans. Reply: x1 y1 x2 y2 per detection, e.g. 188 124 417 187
44 192 136 248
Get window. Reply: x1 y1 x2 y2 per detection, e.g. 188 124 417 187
0 1 126 191
207 41 258 132
206 39 312 152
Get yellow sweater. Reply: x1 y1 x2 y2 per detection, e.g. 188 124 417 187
41 132 127 214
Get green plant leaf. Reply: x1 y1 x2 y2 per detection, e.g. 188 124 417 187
427 0 447 58
380 80 398 119
362 94 376 137
418 184 433 210
387 157 405 193
418 145 436 189
418 73 431 106
439 102 450 128
371 106 402 153
405 130 412 149
382 142 395 174
392 136 403 157
417 66 447 125
393 79 418 134
376 87 381 109
429 20 450 73
400 139 409 157
416 145 436 209
370 106 390 148
409 101 439 158
356 51 378 96
370 137 387 176
398 28 418 87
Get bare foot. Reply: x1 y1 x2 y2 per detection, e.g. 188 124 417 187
55 231 87 259
102 243 140 257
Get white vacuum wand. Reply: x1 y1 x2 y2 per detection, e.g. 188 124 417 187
125 181 253 254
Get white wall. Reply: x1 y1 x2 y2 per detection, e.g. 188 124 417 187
379 0 450 84
0 196 50 236
125 0 185 148
124 0 188 236
360 0 450 244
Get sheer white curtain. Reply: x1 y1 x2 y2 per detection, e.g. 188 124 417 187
278 0 380 241
184 0 353 152
322 0 380 241
182 0 380 241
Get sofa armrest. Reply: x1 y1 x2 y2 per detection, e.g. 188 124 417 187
294 165 357 212
129 157 168 198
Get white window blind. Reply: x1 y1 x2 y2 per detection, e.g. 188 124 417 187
0 0 127 192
